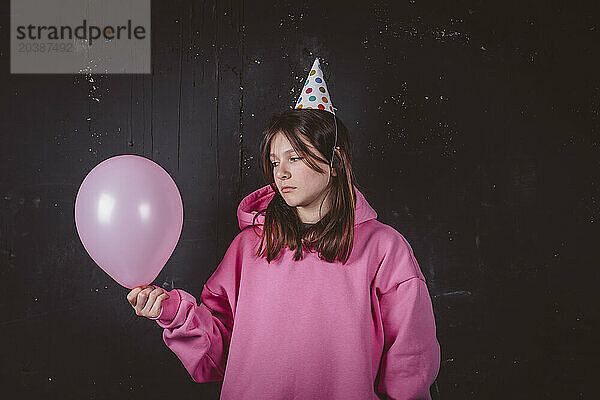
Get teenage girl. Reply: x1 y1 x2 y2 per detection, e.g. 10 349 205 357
127 109 440 399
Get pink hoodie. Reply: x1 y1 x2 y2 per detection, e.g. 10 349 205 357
150 184 440 399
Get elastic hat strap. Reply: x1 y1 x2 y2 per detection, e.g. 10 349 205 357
330 107 338 168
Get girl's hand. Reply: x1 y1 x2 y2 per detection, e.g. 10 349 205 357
127 285 170 319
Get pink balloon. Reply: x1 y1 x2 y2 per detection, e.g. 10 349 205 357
75 155 183 289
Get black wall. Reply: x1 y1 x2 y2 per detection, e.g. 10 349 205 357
1 1 596 399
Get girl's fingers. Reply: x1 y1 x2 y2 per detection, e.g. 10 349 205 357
127 285 169 317
140 288 157 313
140 288 166 315
127 286 146 306
136 287 154 311
148 293 170 318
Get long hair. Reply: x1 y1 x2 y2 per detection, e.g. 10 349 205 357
253 108 361 264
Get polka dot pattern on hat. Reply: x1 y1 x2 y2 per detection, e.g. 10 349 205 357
293 58 336 116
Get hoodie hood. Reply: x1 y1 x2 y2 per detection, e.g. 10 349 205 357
237 184 377 231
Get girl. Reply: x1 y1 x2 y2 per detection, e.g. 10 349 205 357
128 60 440 399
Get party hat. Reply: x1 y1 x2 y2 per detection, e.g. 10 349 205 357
294 58 336 115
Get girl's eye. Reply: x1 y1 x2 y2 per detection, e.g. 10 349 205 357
271 157 302 167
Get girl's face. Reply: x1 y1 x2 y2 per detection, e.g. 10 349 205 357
269 131 336 223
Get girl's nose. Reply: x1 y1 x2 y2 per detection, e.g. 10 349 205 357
275 166 289 179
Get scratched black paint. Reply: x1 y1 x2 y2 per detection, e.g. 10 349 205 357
0 1 596 399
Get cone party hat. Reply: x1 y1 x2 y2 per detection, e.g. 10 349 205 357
294 58 336 115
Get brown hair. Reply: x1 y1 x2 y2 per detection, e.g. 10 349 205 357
252 108 362 264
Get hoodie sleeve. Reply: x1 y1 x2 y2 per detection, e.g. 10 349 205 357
373 228 440 400
147 233 244 383
147 285 233 383
377 276 440 400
